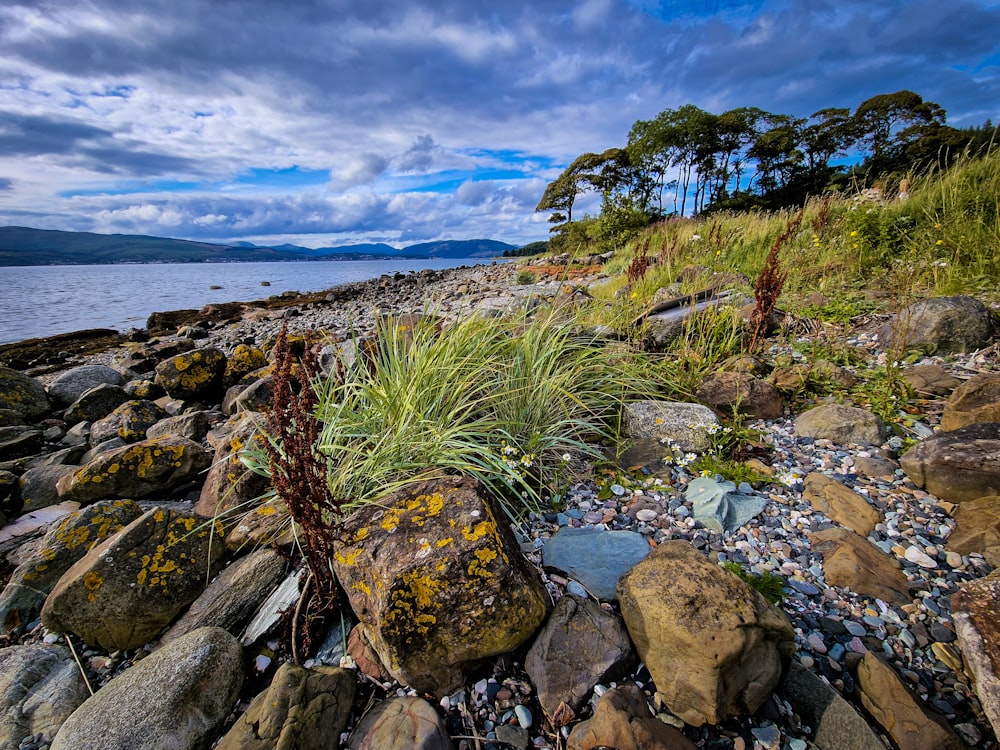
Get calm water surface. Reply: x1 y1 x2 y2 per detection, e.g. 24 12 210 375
0 259 489 344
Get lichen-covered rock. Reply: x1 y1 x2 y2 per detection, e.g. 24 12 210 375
623 401 719 452
794 404 886 446
566 683 696 750
154 346 227 401
802 473 881 537
50 627 243 750
0 500 143 632
696 371 783 420
222 344 268 388
856 652 964 750
900 422 1000 503
46 365 124 408
217 662 354 750
56 435 212 504
63 383 130 425
952 569 1000 737
195 412 271 521
877 295 993 354
616 540 794 727
89 399 165 445
332 475 548 697
525 595 636 719
41 507 226 650
0 643 90 748
0 366 50 420
810 527 911 605
347 696 453 750
941 373 1000 431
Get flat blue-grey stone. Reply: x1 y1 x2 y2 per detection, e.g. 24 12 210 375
542 528 651 600
686 476 767 533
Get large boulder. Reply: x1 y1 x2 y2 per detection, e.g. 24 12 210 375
566 683 696 750
622 401 719 452
810 527 911 605
0 499 143 631
63 383 130 425
217 662 354 750
525 595 636 719
855 652 964 750
948 495 1000 567
89 399 165 445
877 295 993 354
347 696 453 750
50 627 243 750
941 373 1000 431
0 643 90 748
900 422 1000 503
195 412 271 520
56 435 212 504
41 507 226 650
46 365 124 407
331 475 548 697
154 346 227 401
0 366 50 420
952 569 1000 736
17 463 77 513
696 371 783 420
616 540 795 727
802 473 881 537
541 527 651 601
794 404 885 446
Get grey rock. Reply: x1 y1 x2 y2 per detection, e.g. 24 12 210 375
63 384 130 425
145 411 209 442
17 464 78 514
877 295 993 354
623 401 719 452
686 475 767 533
46 365 124 408
794 404 886 446
542 527 651 601
51 627 243 750
0 426 43 461
0 367 50 421
89 399 165 445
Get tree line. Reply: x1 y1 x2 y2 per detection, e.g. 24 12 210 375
535 90 996 247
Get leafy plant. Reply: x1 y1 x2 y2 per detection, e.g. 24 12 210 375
722 561 786 605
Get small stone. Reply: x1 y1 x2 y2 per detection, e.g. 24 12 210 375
514 704 533 729
905 545 939 569
635 509 658 522
944 551 964 569
844 621 867 637
806 633 827 654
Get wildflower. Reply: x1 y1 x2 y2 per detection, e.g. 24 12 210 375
700 469 713 477
936 240 944 246
561 453 571 462
849 230 858 237
691 234 702 242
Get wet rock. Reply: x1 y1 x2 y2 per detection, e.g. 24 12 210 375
566 683 696 750
41 507 226 650
900 422 1000 503
616 540 794 727
525 594 637 718
56 435 212 504
794 404 885 446
952 569 1000 736
63 383 130 425
623 401 719 452
802 473 881 537
0 499 143 632
696 371 784 420
154 346 227 401
46 365 124 408
332 476 547 697
941 373 1000 431
855 652 964 750
948 495 1000 567
160 546 288 644
89 399 165 445
810 527 911 605
17 463 78 513
217 662 354 750
50 627 243 750
0 643 90 748
542 527 651 601
347 696 453 750
877 295 993 354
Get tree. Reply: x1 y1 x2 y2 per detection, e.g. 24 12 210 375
853 90 946 172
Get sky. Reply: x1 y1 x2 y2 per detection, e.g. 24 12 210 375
1 0 998 250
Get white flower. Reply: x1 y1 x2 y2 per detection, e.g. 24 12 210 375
561 453 572 462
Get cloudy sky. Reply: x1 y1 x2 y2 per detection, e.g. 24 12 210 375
1 0 998 249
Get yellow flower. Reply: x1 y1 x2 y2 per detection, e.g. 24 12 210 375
849 230 858 237
936 240 944 245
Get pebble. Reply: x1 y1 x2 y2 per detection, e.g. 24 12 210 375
514 704 533 729
905 545 939 568
635 508 658 522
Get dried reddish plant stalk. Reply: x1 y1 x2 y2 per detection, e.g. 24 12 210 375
264 324 342 657
626 237 651 283
747 212 802 353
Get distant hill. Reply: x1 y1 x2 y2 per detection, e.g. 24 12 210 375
0 227 517 266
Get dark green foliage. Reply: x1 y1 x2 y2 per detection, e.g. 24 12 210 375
722 562 786 605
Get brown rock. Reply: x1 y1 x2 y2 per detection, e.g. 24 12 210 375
332 475 548 697
696 371 783 420
154 346 227 401
855 652 964 750
195 412 271 520
794 404 885 446
949 495 1000 567
802 473 881 537
952 570 1000 736
900 422 1000 503
941 373 1000 431
877 295 993 354
810 527 910 605
525 594 636 718
217 662 355 750
903 365 962 397
145 410 209 442
566 683 696 750
616 540 794 727
41 507 226 650
347 696 453 750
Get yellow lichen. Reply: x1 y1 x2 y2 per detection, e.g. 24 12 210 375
83 571 103 601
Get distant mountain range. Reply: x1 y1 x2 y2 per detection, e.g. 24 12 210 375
0 226 518 266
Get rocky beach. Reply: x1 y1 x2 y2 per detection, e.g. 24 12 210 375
1 254 1000 750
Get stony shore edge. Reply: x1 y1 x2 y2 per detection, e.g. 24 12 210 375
1 256 999 750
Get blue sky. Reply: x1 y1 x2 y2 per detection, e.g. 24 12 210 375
1 0 998 249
